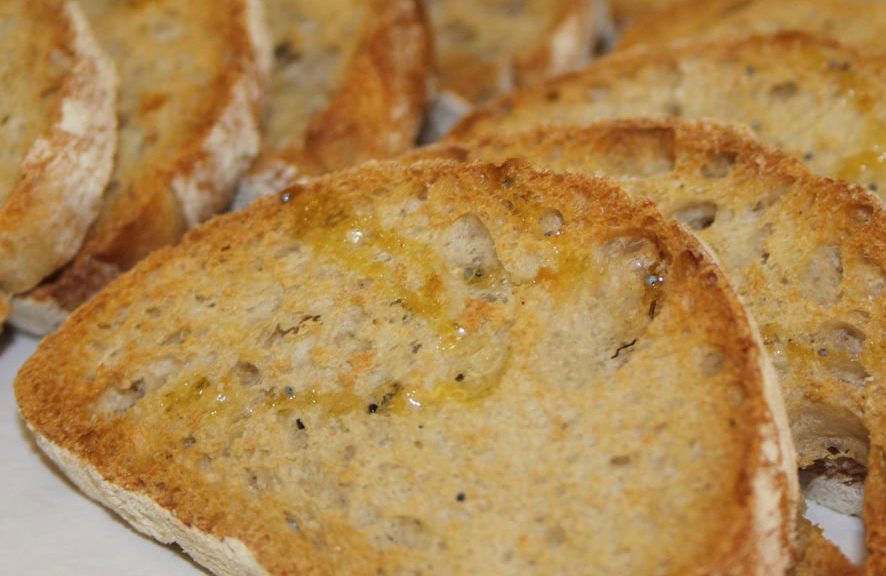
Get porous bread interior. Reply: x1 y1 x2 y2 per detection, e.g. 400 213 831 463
16 160 790 575
77 0 262 265
0 1 68 207
261 0 366 155
426 0 587 104
450 32 886 196
433 120 885 494
436 120 885 479
619 0 886 51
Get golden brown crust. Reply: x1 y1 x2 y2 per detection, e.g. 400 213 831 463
418 118 886 571
11 0 269 333
619 0 886 51
448 32 886 197
0 0 117 296
16 159 793 575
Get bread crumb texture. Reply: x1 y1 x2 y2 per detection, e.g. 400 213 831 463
17 161 791 575
450 32 886 197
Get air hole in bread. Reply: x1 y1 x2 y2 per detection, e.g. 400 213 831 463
817 321 866 357
232 360 262 387
804 245 843 305
671 201 717 231
856 259 885 297
161 329 190 346
849 203 873 225
664 102 682 117
700 152 736 179
599 234 667 277
377 516 430 550
538 208 563 237
700 351 725 378
769 81 798 100
544 524 567 545
441 214 502 272
96 378 146 414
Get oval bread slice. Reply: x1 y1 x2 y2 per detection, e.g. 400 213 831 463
0 0 116 298
417 119 885 564
16 160 795 575
619 0 886 51
449 32 886 198
10 0 271 335
237 0 432 204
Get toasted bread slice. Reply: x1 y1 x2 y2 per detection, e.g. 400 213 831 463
419 0 606 140
619 0 886 51
449 32 886 198
10 0 270 335
0 0 116 298
416 118 885 563
429 0 601 104
237 0 431 205
16 159 795 575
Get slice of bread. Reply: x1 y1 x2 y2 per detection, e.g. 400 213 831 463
429 0 602 104
619 0 886 51
16 159 796 575
449 32 886 198
0 0 116 298
420 0 607 140
237 0 431 205
415 118 885 564
9 0 271 336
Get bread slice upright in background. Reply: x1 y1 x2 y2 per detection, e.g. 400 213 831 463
419 119 885 568
16 159 796 575
618 0 886 51
421 0 608 139
236 0 431 205
449 32 886 198
0 0 116 309
10 0 271 336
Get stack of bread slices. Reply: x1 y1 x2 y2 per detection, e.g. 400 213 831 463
6 1 884 574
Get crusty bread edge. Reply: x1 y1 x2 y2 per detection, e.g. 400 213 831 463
8 292 67 335
645 220 797 575
7 0 271 334
27 423 270 576
0 1 117 296
172 0 272 227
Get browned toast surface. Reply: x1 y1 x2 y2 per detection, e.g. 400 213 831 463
619 0 886 51
16 159 795 575
416 118 886 567
11 0 269 334
449 32 886 198
0 0 116 297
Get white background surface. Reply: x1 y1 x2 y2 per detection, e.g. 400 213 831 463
0 328 865 573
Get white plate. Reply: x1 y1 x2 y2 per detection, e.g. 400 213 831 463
0 328 864 572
